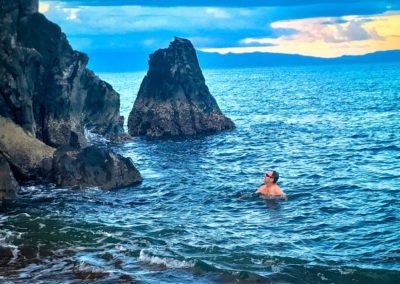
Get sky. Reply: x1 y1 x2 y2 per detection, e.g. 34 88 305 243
39 0 400 58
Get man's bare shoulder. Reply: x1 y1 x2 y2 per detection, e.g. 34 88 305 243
273 184 284 194
255 184 267 193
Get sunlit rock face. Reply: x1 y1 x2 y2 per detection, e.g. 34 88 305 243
128 37 235 138
0 0 124 148
0 116 55 181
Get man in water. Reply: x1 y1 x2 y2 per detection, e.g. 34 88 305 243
256 170 287 200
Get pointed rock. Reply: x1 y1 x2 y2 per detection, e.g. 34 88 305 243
128 37 235 138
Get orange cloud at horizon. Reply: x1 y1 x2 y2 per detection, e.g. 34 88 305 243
201 12 400 58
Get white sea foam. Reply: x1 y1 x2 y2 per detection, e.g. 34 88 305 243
271 264 282 273
84 127 109 145
138 250 194 268
317 272 328 281
0 277 13 284
115 244 127 251
338 268 355 275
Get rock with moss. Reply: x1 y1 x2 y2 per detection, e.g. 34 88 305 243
128 37 235 138
0 116 55 180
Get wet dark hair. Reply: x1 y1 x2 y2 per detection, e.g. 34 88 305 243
270 170 279 184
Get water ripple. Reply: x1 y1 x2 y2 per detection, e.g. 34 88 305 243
1 63 400 283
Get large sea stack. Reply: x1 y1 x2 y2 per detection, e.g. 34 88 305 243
128 37 235 138
0 0 141 202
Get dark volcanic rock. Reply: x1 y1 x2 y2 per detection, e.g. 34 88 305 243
0 0 124 148
73 262 110 280
128 37 235 138
0 116 142 193
0 153 19 204
0 115 138 196
0 0 141 197
52 146 142 190
83 69 124 138
0 245 14 265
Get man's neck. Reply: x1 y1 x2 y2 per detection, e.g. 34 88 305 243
264 182 274 188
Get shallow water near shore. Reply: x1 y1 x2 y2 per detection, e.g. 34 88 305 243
1 63 400 283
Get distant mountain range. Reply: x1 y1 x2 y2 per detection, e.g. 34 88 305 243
87 49 400 72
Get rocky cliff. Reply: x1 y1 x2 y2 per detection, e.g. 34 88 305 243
128 37 235 138
0 0 124 148
0 0 141 204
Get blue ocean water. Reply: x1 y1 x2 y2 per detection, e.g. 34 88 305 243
1 63 400 283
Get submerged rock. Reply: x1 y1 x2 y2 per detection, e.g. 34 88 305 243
128 37 235 138
52 146 142 190
0 246 14 265
73 262 109 280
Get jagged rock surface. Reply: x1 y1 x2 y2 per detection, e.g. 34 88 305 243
0 153 19 204
0 0 124 148
0 0 141 202
0 115 142 192
128 37 235 138
52 146 142 190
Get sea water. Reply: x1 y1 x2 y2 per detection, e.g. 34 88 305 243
1 63 399 283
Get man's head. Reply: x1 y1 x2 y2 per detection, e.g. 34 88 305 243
264 170 279 184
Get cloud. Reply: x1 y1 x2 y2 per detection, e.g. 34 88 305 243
64 8 80 21
239 38 276 47
41 3 261 34
321 18 347 24
40 1 400 58
205 8 231 19
201 12 400 57
341 21 370 41
40 2 277 52
268 16 373 43
41 0 400 8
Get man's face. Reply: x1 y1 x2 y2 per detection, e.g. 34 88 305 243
264 171 273 184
